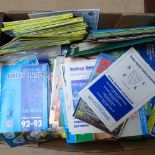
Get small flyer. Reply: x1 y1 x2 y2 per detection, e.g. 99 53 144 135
80 47 155 131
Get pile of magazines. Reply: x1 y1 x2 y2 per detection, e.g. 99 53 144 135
0 9 155 147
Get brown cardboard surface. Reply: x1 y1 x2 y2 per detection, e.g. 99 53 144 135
38 138 122 153
144 0 155 13
1 147 155 155
0 12 4 45
114 13 155 28
38 138 155 153
0 0 144 13
98 13 122 29
98 13 155 29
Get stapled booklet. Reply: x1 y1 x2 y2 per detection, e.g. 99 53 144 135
0 63 49 132
80 47 155 131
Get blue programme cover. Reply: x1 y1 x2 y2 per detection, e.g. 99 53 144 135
59 88 76 143
135 43 155 71
136 43 155 137
0 64 48 133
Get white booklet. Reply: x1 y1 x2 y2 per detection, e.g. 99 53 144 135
49 56 64 126
80 47 155 131
62 57 102 134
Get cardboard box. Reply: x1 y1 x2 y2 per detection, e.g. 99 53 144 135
1 0 155 154
0 0 144 13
